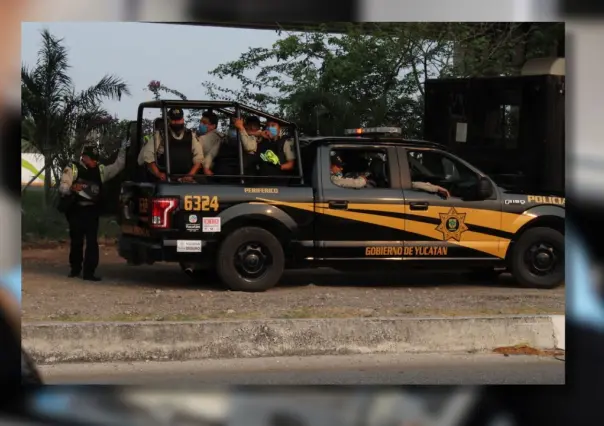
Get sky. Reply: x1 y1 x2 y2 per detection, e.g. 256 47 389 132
21 22 282 120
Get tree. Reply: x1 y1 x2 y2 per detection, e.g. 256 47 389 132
205 23 563 138
21 28 131 206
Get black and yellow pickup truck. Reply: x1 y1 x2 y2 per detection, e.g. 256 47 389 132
117 100 564 292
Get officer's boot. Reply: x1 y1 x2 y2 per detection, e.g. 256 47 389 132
83 271 102 282
68 269 81 278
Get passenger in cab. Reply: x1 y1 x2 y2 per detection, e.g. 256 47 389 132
412 181 450 198
195 111 223 176
253 119 296 176
137 108 204 182
407 155 450 198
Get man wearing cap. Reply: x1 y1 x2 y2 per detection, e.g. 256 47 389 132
329 152 369 189
138 108 204 181
58 141 128 281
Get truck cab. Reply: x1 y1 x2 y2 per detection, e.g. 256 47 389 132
117 103 565 292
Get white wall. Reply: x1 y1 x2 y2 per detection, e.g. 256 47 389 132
21 153 55 186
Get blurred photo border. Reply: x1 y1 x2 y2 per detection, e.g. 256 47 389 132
1 0 603 423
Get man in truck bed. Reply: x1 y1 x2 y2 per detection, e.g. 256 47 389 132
118 102 565 293
137 107 204 181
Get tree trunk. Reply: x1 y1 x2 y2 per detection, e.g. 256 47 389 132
43 152 52 208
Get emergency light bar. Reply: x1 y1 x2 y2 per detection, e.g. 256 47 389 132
344 127 402 135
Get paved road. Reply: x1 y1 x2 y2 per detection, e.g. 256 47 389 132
41 353 565 385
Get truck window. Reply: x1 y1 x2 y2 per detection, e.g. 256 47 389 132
407 149 479 198
329 148 390 189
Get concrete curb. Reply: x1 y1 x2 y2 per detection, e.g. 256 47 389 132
23 315 565 364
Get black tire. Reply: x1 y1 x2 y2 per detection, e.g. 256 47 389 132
510 227 564 289
216 226 285 292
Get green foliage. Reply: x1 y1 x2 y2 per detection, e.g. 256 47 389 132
21 28 131 205
206 23 563 138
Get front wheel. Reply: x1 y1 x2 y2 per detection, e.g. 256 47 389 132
216 226 285 292
510 227 564 289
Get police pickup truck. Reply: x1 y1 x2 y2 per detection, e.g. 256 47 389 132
117 100 564 292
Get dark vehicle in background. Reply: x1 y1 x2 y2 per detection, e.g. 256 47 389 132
115 100 564 292
424 58 565 194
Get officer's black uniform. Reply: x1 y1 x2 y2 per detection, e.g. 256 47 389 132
59 144 126 281
254 136 294 181
66 154 103 280
212 130 256 182
156 127 196 176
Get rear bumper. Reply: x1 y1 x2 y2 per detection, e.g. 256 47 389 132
118 235 216 266
118 236 164 265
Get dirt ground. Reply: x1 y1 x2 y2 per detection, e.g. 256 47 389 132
22 245 565 322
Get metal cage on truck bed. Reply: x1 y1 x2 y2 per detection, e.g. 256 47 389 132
132 100 305 185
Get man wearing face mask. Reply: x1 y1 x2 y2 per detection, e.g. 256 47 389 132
138 108 204 182
195 110 224 176
253 119 297 177
58 142 128 281
329 152 369 189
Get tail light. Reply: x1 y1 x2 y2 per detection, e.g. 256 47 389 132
150 197 179 229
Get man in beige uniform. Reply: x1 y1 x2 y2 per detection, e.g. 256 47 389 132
244 118 296 177
195 111 225 176
59 142 128 280
137 108 204 182
233 115 264 153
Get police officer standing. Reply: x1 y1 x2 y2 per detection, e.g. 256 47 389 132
58 141 128 281
138 108 204 182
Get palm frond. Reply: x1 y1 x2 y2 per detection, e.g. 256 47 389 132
77 75 131 108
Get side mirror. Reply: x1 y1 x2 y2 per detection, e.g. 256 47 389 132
476 177 493 199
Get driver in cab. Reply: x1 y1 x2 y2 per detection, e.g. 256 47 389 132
137 108 204 182
330 153 370 189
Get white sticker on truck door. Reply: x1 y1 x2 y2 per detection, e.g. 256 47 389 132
176 240 202 252
202 217 221 233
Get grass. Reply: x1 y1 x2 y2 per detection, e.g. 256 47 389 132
21 186 120 242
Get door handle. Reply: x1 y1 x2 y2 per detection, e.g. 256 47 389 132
328 200 349 210
409 202 429 211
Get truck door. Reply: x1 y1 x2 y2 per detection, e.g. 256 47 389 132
314 144 406 260
399 146 504 261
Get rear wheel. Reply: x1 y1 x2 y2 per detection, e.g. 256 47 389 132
216 226 285 292
510 227 564 289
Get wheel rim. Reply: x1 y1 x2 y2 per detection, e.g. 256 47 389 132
524 241 561 276
234 241 272 279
